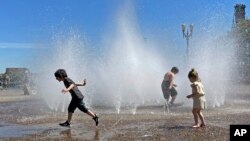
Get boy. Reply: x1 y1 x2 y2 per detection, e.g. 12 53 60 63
54 69 98 127
161 66 179 105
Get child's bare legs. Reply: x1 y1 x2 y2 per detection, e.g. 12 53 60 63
86 110 96 118
197 110 206 127
169 88 177 104
192 108 199 127
88 110 99 126
67 112 73 123
59 112 73 127
68 111 96 119
170 96 176 104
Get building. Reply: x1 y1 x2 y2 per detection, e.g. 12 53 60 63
4 68 30 87
232 4 250 83
5 68 29 75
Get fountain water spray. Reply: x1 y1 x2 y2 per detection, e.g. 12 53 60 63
36 2 235 113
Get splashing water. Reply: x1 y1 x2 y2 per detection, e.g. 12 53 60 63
36 3 235 113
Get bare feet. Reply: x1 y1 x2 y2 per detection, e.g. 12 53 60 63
192 124 200 128
192 123 206 128
200 123 206 127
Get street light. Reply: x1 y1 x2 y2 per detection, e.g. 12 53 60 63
181 24 194 63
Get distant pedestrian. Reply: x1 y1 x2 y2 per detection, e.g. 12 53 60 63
23 70 31 95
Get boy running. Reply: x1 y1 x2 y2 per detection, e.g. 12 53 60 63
54 69 98 127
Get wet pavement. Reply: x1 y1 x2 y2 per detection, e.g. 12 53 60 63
0 88 250 141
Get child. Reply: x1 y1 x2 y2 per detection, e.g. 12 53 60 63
54 69 98 127
186 68 206 128
161 67 179 105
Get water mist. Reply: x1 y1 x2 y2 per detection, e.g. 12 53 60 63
36 3 235 113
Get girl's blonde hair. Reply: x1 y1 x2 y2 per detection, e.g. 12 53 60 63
188 68 199 81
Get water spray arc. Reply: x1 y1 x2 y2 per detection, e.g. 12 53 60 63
37 4 235 114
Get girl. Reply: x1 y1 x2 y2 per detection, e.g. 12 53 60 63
186 68 206 128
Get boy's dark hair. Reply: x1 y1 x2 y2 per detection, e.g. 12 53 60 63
54 69 67 78
171 67 179 73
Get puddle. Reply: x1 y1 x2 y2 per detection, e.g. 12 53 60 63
0 123 45 137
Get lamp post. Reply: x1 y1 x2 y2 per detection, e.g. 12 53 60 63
181 24 193 63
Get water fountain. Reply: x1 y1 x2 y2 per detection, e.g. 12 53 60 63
36 3 235 114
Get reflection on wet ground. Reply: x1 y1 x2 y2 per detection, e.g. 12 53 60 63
0 88 250 140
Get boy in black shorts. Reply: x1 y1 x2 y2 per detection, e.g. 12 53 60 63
54 69 98 127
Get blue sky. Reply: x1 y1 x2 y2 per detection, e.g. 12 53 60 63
0 0 250 73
